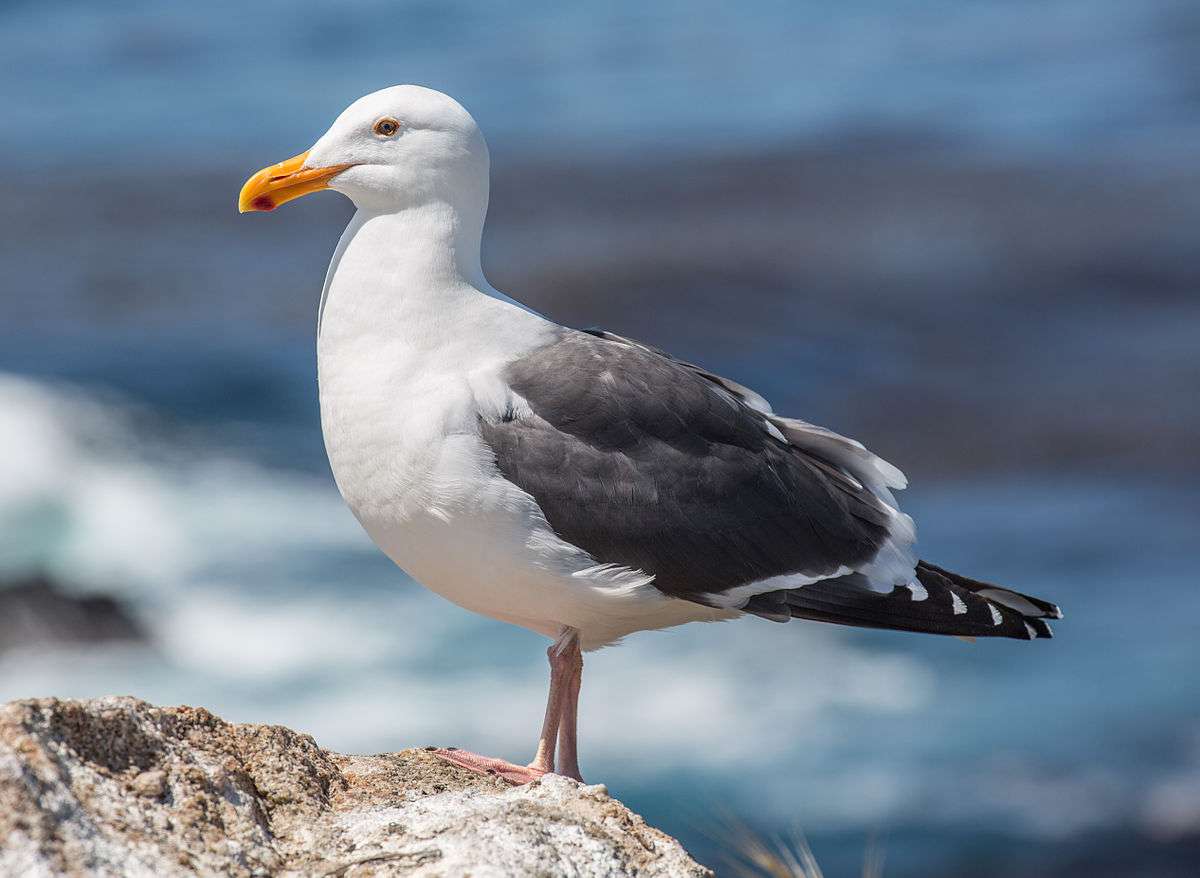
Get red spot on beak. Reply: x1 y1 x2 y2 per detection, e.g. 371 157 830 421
252 195 276 211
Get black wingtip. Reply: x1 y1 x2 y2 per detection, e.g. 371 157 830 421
738 563 1061 642
1026 618 1054 639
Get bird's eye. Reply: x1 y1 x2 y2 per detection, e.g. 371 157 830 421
372 117 401 137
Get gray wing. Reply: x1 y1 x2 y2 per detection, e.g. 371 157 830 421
480 329 901 604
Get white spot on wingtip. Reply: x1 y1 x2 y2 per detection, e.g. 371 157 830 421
1051 606 1064 620
988 604 1003 626
906 581 928 601
1024 621 1038 640
950 591 968 615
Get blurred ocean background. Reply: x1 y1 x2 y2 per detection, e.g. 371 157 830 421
1 2 1198 875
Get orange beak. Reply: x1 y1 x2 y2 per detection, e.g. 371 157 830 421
238 151 353 213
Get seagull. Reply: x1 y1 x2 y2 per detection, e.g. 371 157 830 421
239 85 1062 785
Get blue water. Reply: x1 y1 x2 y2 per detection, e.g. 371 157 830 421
3 0 1198 168
2 2 1198 875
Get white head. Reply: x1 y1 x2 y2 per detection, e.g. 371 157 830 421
239 85 489 217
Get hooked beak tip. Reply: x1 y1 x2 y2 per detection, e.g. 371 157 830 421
238 150 352 214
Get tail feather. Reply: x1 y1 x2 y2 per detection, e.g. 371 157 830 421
743 560 1061 640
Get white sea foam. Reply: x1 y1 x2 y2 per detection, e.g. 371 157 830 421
158 588 454 681
0 373 366 597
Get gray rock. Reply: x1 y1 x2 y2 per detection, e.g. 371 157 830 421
0 575 144 655
0 697 711 877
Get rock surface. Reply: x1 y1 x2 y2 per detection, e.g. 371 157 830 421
0 697 710 877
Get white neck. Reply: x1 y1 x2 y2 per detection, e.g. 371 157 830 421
317 201 553 378
319 200 478 328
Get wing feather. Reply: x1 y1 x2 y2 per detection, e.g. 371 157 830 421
482 329 914 605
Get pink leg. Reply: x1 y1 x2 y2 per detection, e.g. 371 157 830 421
528 633 575 773
433 628 580 785
555 635 584 781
